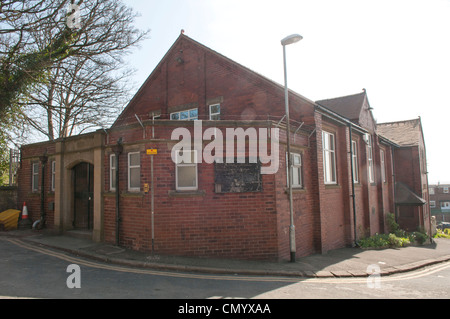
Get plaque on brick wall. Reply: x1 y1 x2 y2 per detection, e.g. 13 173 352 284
214 160 262 193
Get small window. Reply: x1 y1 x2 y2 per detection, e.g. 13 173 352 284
322 131 337 184
351 140 359 183
286 152 302 188
430 201 435 208
444 187 449 194
175 150 198 191
429 187 435 195
209 104 220 120
32 162 39 192
51 161 56 191
128 152 140 191
380 149 386 183
110 154 116 191
170 108 198 121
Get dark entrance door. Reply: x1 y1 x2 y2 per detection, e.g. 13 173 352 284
73 162 94 230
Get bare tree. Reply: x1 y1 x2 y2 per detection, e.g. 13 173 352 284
18 55 134 140
0 0 148 116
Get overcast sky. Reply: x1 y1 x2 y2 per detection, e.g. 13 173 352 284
123 0 450 184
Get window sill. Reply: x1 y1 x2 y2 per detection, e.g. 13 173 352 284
284 187 306 194
104 191 144 197
325 184 341 189
168 190 205 197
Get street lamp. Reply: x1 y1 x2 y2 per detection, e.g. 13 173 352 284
281 33 302 263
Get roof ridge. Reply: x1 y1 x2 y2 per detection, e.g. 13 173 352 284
316 90 366 103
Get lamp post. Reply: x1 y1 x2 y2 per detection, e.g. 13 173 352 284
281 34 302 263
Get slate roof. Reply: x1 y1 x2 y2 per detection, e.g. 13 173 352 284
395 182 426 205
316 91 367 122
377 118 422 147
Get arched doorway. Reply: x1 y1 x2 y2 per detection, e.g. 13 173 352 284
73 162 94 230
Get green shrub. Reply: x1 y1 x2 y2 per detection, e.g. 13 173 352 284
386 213 399 233
409 230 428 245
358 234 390 249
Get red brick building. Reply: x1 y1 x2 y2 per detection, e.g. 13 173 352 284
16 34 430 260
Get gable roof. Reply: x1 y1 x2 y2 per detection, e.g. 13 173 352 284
112 33 315 128
377 118 422 147
315 91 367 122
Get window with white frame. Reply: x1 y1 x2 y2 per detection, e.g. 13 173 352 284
175 149 198 191
286 152 302 188
128 152 140 191
367 134 375 183
51 160 56 191
110 154 116 191
441 201 450 208
380 149 386 183
351 140 359 183
170 108 198 121
32 162 39 192
429 187 435 195
209 104 220 120
430 201 436 208
322 131 337 184
444 187 449 194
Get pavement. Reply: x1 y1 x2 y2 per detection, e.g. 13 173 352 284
2 229 450 278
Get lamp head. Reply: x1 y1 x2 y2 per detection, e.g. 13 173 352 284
281 34 303 46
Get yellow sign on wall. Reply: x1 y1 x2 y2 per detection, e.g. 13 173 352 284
146 149 157 155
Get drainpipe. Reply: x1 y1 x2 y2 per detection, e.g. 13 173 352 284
113 138 123 246
390 145 397 222
39 154 48 229
348 124 357 246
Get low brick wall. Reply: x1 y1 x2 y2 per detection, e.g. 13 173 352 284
0 186 18 212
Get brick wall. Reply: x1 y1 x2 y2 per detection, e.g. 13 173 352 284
17 143 56 228
0 186 18 212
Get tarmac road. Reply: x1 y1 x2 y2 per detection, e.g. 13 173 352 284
1 236 450 300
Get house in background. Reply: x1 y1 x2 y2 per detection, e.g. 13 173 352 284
429 183 450 222
16 34 431 261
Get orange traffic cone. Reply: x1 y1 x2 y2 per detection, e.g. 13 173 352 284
21 202 29 219
18 202 32 229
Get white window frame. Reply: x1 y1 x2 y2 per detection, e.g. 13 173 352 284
170 108 198 121
32 162 39 192
175 150 198 191
380 149 386 183
209 103 220 120
286 152 302 188
110 154 116 191
351 140 359 183
441 201 450 208
444 187 449 194
51 160 56 191
128 152 141 192
367 134 375 184
430 201 436 208
322 131 337 184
